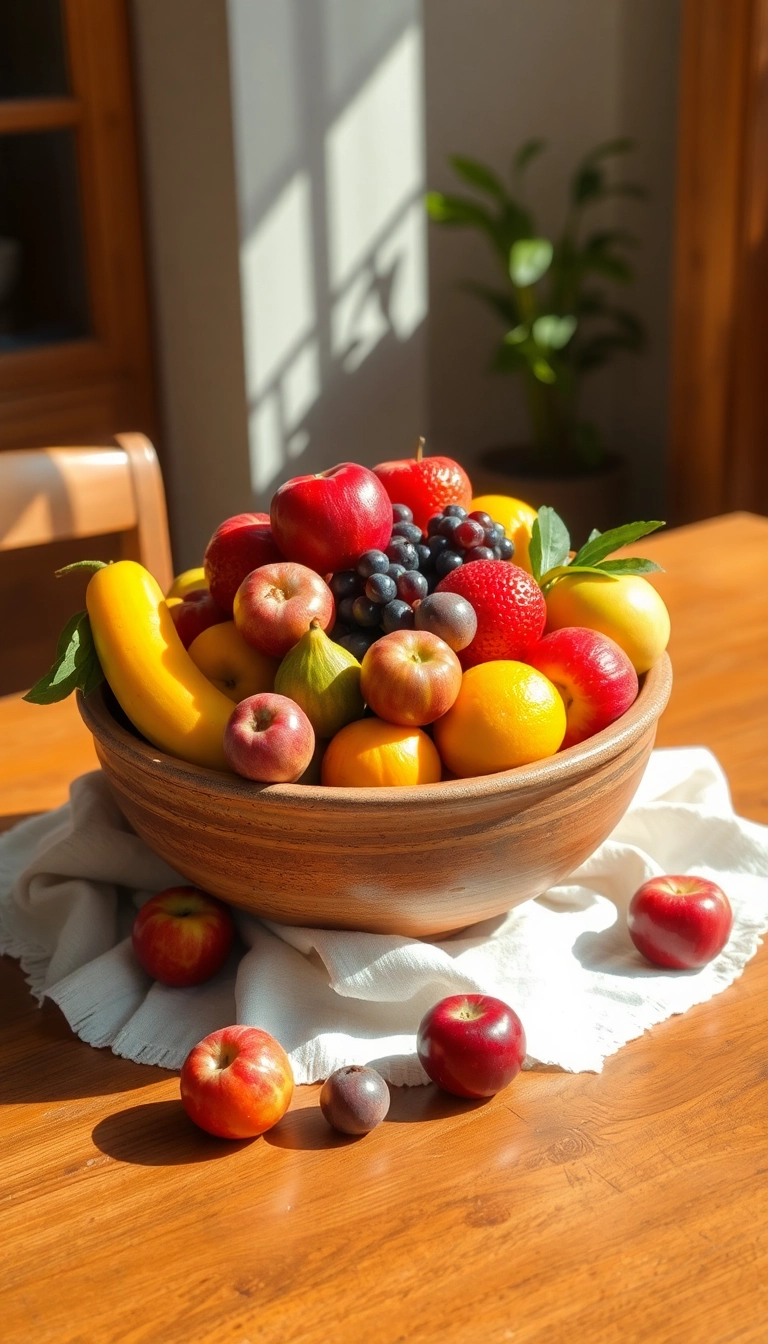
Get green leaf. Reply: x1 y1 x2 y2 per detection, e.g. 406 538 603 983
573 520 665 568
532 314 577 350
55 559 109 577
504 324 529 345
509 238 553 287
530 507 571 585
23 611 104 705
586 528 602 545
450 155 507 200
532 358 557 384
572 164 604 205
513 138 546 175
425 192 495 230
594 557 664 576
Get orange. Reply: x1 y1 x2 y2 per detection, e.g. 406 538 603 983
188 621 279 703
321 717 442 788
433 661 566 778
470 494 537 573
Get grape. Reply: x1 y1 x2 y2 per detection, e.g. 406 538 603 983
426 514 443 536
352 595 382 627
386 539 419 570
392 503 413 524
397 570 428 604
484 522 505 547
468 510 493 528
443 504 467 519
464 545 495 562
320 1065 390 1135
381 599 415 633
415 543 431 570
437 515 463 541
387 563 406 582
339 631 378 660
455 518 485 550
365 572 397 605
337 596 357 625
330 570 362 602
435 549 463 577
391 521 422 544
357 549 390 579
498 536 515 561
427 534 449 556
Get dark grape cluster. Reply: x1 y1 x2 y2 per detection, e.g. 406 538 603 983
330 504 515 660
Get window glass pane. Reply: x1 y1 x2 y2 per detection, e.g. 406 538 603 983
0 130 90 352
0 0 69 100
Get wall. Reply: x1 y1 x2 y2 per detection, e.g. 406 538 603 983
423 0 681 518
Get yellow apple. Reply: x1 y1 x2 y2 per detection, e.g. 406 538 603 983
166 566 208 600
188 621 279 702
544 573 670 674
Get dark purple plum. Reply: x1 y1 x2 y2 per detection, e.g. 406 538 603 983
319 1065 390 1135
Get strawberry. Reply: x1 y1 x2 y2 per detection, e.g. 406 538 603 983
373 438 472 533
436 561 546 669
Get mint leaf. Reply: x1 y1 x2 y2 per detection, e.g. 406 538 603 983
24 612 104 705
573 520 664 568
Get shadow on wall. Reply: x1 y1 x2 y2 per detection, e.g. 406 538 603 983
228 0 428 507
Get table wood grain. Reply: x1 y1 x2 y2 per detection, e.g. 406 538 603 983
1 513 767 1344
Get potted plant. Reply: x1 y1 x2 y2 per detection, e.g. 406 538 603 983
426 138 647 541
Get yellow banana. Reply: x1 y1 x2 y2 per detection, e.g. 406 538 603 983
86 560 233 769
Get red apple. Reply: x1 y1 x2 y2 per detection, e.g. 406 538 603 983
132 887 234 987
180 1025 294 1139
170 592 228 649
204 512 284 614
224 691 315 782
417 994 526 1098
628 875 733 969
525 626 639 749
233 561 334 657
374 439 472 533
270 463 391 574
360 630 462 727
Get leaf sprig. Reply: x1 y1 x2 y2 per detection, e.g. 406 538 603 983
23 560 108 705
528 506 664 590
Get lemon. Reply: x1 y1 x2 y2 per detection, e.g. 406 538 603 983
433 661 566 778
470 495 537 572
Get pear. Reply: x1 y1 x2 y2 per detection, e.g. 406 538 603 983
275 621 365 739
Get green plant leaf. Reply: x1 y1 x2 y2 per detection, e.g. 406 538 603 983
504 324 529 344
513 138 546 175
450 155 507 200
532 358 557 383
532 314 577 349
594 557 664 576
573 520 665 568
529 506 571 585
55 559 109 577
425 192 495 229
509 237 553 287
23 611 104 705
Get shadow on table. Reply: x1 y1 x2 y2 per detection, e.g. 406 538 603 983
572 924 695 978
92 1100 254 1165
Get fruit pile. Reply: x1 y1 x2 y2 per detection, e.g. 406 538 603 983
29 444 671 789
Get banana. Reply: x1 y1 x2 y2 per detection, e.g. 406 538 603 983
86 560 233 769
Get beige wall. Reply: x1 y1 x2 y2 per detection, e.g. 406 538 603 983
423 0 681 518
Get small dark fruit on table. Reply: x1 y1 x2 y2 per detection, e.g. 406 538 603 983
320 1065 391 1134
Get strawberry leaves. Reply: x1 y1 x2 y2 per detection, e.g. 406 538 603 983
528 509 665 589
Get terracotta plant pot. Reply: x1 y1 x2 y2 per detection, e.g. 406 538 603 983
469 446 628 548
78 654 671 938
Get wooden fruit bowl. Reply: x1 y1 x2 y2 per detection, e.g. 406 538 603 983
78 653 672 938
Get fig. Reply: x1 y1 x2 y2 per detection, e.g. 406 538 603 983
274 620 365 739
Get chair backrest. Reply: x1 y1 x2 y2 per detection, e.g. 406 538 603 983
0 433 174 695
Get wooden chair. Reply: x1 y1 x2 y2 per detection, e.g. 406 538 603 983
0 433 174 696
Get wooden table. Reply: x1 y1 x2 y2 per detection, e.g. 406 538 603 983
2 513 767 1344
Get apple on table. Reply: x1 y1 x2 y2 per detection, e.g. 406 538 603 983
132 886 235 987
417 994 527 1098
181 1025 294 1139
628 875 733 969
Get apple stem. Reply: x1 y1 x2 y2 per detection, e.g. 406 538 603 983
309 618 322 630
415 436 425 463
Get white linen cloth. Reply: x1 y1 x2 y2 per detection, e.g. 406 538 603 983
1 748 767 1086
